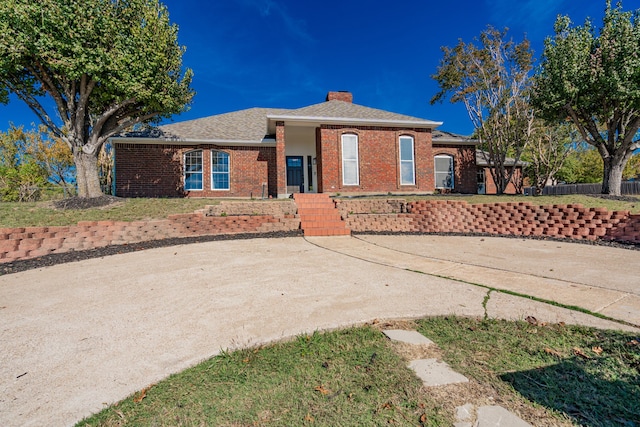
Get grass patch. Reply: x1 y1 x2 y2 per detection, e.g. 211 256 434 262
401 194 640 214
0 198 217 227
76 327 447 426
1 194 638 229
417 316 640 426
76 318 639 427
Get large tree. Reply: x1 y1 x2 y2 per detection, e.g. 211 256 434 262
0 0 194 198
534 1 640 195
431 27 534 195
523 120 574 195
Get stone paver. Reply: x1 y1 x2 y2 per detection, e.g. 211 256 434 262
477 405 533 427
382 329 434 345
455 403 475 427
408 359 469 386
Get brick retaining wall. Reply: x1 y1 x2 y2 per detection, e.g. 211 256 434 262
1 199 638 264
341 199 640 244
0 210 300 264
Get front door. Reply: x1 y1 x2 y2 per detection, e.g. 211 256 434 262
286 156 304 194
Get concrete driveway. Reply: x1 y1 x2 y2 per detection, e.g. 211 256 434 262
0 235 638 426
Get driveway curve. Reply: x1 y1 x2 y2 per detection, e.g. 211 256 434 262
0 235 638 426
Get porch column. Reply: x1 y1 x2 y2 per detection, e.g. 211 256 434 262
276 121 287 197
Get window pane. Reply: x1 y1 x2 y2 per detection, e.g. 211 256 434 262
342 134 359 185
212 151 230 190
342 135 358 160
400 137 413 161
434 155 453 189
184 150 203 190
343 160 358 185
401 162 414 185
399 137 415 185
212 173 229 190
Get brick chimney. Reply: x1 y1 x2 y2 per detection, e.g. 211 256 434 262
326 91 353 103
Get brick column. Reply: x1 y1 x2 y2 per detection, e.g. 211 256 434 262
276 121 287 197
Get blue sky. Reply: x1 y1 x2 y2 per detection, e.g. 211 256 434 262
0 0 610 136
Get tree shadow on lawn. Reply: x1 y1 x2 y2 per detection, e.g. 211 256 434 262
501 358 640 426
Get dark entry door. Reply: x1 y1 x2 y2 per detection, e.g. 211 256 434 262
286 156 304 193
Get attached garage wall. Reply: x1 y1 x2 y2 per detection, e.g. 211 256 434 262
115 143 277 198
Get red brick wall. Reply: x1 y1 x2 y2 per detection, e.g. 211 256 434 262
483 166 524 195
432 145 477 194
317 125 435 194
326 91 353 103
115 143 277 198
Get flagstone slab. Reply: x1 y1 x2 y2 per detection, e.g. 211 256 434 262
382 329 434 345
408 358 469 386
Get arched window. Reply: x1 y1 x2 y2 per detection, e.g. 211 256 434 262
399 136 415 185
211 151 230 190
342 133 359 186
184 150 203 191
434 154 454 189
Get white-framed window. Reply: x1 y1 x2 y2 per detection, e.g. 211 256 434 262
399 135 415 185
342 133 359 186
184 150 203 191
434 154 454 189
211 150 230 190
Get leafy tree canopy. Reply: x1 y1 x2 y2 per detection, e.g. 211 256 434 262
0 0 194 197
533 0 640 195
431 26 534 195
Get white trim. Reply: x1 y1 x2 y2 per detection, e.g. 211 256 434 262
267 114 442 129
341 133 359 186
399 135 416 186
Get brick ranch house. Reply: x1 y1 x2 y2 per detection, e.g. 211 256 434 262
112 91 521 198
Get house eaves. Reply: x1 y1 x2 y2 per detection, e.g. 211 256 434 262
110 136 276 147
432 130 478 146
266 99 442 130
266 114 442 129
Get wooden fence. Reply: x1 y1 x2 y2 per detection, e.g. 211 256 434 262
525 181 640 196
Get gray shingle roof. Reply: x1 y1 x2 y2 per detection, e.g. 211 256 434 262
157 107 289 142
432 130 476 145
476 150 526 167
118 99 442 143
269 100 440 124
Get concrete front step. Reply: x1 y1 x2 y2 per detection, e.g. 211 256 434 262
293 193 350 237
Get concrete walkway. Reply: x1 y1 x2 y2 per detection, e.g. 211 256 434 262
0 235 638 426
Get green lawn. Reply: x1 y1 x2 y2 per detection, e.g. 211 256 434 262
76 317 640 427
1 194 638 228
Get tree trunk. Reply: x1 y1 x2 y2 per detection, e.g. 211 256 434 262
601 159 624 196
74 149 104 198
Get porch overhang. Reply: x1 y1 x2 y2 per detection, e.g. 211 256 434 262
265 115 442 134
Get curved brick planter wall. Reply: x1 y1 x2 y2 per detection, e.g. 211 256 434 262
0 210 300 264
339 199 640 244
1 199 638 264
